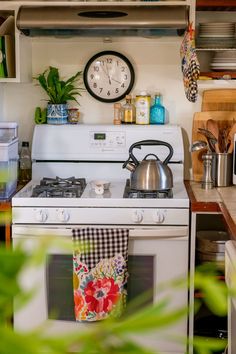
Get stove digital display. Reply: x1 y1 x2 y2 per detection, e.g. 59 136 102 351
94 133 106 140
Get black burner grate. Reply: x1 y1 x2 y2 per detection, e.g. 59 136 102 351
123 180 173 199
32 177 86 198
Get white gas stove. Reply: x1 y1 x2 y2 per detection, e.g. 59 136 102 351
12 124 190 354
12 124 189 224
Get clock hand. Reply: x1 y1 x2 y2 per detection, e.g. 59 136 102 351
100 63 112 85
105 63 121 84
111 77 121 84
105 63 112 85
100 64 109 77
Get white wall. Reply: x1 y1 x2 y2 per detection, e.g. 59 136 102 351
2 35 202 179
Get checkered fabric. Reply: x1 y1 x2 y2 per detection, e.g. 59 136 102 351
180 23 200 103
183 68 199 103
72 228 129 270
189 60 200 81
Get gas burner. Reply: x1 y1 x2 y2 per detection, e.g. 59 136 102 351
31 177 86 198
123 180 173 199
40 176 85 187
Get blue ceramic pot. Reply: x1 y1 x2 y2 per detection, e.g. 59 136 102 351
47 103 68 125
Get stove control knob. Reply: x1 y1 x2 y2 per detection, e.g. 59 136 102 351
153 210 165 224
57 209 70 222
132 210 143 223
35 209 48 223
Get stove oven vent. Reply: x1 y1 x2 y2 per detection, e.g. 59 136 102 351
16 4 189 37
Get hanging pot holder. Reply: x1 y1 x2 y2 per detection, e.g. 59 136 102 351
180 23 200 102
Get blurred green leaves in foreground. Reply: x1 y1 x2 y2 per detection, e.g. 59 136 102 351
0 236 233 354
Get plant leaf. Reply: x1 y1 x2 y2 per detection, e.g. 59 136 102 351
34 66 84 104
47 67 59 88
193 335 227 354
65 70 83 85
111 299 187 334
194 269 227 316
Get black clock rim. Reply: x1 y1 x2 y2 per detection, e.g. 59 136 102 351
83 50 135 103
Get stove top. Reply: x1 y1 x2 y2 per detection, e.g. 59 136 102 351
13 178 189 208
31 177 86 198
31 177 174 200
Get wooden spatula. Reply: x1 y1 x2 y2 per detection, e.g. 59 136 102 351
206 119 220 153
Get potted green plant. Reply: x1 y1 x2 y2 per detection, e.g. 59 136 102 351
34 66 83 125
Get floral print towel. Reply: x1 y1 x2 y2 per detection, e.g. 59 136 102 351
72 228 129 322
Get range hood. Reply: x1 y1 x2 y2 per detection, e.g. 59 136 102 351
16 3 189 37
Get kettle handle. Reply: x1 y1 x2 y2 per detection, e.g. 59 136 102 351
129 140 173 165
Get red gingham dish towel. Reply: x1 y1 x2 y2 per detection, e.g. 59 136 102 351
72 228 129 322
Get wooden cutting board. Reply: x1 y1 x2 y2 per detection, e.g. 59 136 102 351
201 89 236 111
192 111 236 182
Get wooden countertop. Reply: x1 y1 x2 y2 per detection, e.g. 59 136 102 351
185 181 236 241
0 186 24 247
0 199 12 247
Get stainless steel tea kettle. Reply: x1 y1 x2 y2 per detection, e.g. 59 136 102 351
123 140 173 191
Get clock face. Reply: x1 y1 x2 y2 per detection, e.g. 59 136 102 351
83 51 135 103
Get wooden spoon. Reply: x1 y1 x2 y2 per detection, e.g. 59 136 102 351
206 119 220 153
227 122 236 153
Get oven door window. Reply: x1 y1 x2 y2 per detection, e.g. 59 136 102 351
46 255 154 321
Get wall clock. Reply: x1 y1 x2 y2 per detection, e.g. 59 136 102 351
83 51 135 103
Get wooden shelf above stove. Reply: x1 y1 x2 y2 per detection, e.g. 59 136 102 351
199 72 236 80
196 0 236 10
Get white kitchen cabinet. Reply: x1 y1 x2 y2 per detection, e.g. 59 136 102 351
0 3 31 83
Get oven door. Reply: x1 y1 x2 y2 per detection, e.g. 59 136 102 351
12 224 189 354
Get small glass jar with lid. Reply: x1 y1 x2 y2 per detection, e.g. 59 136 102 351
122 95 136 124
135 91 151 125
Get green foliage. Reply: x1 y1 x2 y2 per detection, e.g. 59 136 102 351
190 262 228 354
34 66 84 104
0 246 27 321
194 263 228 316
0 236 230 354
192 336 227 354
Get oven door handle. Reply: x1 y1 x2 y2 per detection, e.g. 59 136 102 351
129 226 188 239
12 225 189 239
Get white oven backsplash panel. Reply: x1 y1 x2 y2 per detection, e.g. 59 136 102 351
32 162 184 183
31 124 185 163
